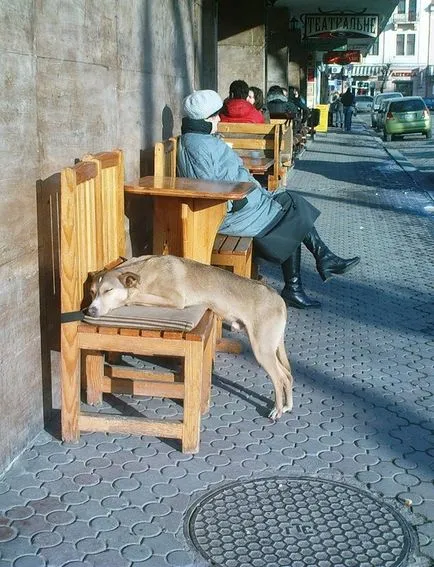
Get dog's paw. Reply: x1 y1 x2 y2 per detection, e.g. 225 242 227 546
268 404 292 420
268 406 282 420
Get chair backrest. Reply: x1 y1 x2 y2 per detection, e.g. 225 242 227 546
82 150 126 264
217 123 281 182
217 122 280 153
270 117 294 154
60 150 125 315
154 137 178 178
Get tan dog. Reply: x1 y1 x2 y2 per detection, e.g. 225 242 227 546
87 255 293 419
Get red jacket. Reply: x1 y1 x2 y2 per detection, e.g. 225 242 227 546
220 99 265 123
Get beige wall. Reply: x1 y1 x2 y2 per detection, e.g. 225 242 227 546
217 2 306 103
217 0 265 99
0 0 217 472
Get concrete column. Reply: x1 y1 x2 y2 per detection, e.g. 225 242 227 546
217 0 266 98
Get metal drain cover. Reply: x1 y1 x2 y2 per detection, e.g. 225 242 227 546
185 476 416 567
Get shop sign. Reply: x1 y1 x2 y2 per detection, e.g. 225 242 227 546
391 71 412 77
323 50 361 64
304 13 378 39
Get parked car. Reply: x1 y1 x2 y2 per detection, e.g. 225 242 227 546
422 97 434 111
371 91 403 128
376 96 401 131
355 95 373 113
382 96 432 141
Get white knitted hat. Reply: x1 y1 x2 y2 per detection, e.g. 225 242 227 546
182 90 223 119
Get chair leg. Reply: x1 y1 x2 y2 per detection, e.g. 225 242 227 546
215 317 223 345
85 350 105 405
201 314 216 415
182 341 203 453
61 325 81 442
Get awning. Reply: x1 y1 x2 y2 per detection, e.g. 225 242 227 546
351 65 384 76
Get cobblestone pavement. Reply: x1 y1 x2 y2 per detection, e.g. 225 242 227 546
0 125 433 566
356 112 434 201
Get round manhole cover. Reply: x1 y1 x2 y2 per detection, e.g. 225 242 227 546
185 476 416 567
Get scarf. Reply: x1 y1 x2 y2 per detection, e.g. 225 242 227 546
181 117 213 135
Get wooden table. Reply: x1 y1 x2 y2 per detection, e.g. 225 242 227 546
124 176 255 265
243 156 275 175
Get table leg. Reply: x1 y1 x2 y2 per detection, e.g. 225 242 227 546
153 196 242 354
153 197 226 264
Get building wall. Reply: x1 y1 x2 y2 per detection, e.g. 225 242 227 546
217 2 305 106
363 0 434 94
0 0 217 472
217 0 266 100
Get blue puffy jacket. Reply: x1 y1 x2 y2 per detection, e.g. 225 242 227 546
177 132 284 237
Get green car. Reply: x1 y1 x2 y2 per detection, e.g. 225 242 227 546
383 96 432 141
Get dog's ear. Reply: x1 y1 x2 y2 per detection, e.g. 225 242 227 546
88 268 107 283
118 271 140 288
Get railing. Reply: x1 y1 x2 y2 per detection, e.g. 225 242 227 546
393 11 417 23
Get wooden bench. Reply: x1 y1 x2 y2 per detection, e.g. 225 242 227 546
60 150 215 453
270 113 308 163
217 122 284 190
154 137 253 280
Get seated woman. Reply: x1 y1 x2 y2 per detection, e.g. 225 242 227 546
248 86 270 123
177 90 360 309
220 80 265 124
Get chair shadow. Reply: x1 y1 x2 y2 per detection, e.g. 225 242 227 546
36 174 62 430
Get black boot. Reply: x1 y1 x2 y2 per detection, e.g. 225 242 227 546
281 246 321 309
303 227 360 282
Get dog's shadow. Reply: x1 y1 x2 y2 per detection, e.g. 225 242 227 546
212 373 273 418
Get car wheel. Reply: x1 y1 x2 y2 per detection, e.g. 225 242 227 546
383 131 392 142
426 130 432 139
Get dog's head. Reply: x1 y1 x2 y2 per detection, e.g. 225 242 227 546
87 269 140 317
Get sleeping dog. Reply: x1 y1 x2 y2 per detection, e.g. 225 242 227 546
87 255 293 419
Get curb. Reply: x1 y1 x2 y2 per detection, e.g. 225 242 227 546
360 121 434 203
383 146 434 204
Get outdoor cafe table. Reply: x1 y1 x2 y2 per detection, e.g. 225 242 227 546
124 176 255 265
242 156 274 175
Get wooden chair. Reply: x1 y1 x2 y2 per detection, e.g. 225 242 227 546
60 150 215 453
217 122 283 190
153 138 253 280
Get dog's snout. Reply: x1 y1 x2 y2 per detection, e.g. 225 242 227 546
87 305 98 317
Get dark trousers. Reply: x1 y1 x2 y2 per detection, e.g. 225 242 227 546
343 106 354 131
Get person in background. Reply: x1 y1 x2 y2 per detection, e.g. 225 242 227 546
330 92 344 128
177 90 360 309
220 80 265 123
341 87 356 131
248 86 270 122
287 86 310 122
266 85 299 117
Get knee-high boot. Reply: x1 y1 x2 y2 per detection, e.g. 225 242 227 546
303 226 360 282
281 246 321 309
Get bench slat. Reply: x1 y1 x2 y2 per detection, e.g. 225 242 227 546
234 237 252 254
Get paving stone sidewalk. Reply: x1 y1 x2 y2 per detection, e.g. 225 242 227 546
0 123 433 567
